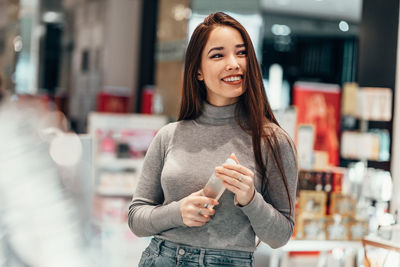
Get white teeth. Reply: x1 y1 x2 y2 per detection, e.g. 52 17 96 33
223 76 241 82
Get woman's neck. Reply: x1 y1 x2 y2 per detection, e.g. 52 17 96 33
196 101 237 125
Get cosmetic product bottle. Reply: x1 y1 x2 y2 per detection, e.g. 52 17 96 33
202 157 237 208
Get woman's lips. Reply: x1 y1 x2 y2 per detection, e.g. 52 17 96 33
221 75 243 85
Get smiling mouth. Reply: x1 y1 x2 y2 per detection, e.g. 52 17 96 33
221 75 243 84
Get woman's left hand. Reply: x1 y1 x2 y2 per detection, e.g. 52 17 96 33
215 153 255 206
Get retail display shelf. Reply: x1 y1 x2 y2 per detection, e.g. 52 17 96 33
362 236 400 252
96 157 144 170
281 239 362 251
266 239 364 267
88 113 168 267
340 156 390 163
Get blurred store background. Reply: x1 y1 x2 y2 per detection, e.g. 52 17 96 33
1 0 400 266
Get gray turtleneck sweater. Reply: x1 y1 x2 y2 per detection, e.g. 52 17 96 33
128 102 298 251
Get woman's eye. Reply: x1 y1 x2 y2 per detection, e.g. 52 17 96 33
210 53 223 59
238 50 247 56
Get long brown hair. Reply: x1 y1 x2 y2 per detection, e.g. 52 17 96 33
179 12 294 219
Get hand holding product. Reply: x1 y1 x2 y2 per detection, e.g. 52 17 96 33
201 157 237 208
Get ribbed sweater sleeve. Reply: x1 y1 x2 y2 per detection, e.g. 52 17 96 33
128 125 185 237
239 129 298 248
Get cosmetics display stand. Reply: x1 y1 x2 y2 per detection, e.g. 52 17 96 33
87 112 168 266
262 239 363 267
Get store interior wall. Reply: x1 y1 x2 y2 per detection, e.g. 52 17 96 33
102 0 141 100
136 0 157 113
154 0 189 118
63 0 142 132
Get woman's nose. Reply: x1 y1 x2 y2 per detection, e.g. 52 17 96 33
225 55 240 70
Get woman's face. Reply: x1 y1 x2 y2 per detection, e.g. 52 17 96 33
197 26 247 106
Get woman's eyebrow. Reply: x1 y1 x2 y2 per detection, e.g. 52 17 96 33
207 46 223 55
207 44 245 55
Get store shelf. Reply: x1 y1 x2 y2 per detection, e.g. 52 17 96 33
88 112 168 133
340 158 391 171
87 113 168 267
362 236 400 252
340 156 389 162
261 239 363 267
281 239 362 251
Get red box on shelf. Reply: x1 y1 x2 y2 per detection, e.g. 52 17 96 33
141 87 155 114
293 82 341 166
97 92 130 113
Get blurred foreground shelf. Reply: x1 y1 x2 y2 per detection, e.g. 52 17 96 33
362 236 400 267
281 239 362 251
262 239 363 267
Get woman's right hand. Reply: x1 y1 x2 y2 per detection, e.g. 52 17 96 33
180 189 219 227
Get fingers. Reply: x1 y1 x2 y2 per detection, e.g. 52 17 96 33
216 172 250 191
190 195 219 207
215 160 256 207
221 180 242 195
182 205 214 227
215 167 252 186
198 206 215 217
229 153 239 164
181 193 218 227
221 162 254 178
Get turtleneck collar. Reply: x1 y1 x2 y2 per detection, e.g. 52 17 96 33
196 101 237 125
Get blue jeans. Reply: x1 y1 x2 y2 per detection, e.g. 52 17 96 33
138 237 254 267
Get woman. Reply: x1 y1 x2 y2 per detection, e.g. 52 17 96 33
128 12 298 267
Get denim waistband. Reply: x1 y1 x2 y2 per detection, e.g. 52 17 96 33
148 237 254 265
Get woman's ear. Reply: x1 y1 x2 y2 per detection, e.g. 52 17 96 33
197 70 204 81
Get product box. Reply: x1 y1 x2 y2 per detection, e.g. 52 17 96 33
293 82 341 166
298 190 327 217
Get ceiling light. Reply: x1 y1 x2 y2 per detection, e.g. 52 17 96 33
42 11 63 23
173 4 191 21
271 24 291 36
339 21 349 32
13 35 22 52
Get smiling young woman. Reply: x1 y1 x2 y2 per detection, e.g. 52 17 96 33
197 26 247 106
129 12 298 267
